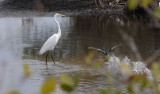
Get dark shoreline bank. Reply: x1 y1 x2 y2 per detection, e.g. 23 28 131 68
0 8 126 17
0 0 129 17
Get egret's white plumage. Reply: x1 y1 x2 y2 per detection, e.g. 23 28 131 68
39 13 63 57
39 34 59 55
39 13 64 65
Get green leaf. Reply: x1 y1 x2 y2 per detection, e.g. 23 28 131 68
103 55 110 62
7 91 20 94
60 73 74 92
73 75 79 87
128 0 139 10
152 63 160 80
140 0 150 8
140 77 150 90
61 84 74 92
157 86 160 94
100 89 108 94
120 62 133 75
85 51 94 64
60 73 74 86
100 89 124 94
41 77 57 94
127 84 134 94
93 61 101 69
23 64 32 77
134 74 151 90
155 7 160 19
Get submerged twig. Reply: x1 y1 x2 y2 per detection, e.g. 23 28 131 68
119 30 143 61
145 50 160 64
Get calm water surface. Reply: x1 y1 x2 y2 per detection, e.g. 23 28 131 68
0 15 160 94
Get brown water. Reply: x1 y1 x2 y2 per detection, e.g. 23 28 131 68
0 14 160 94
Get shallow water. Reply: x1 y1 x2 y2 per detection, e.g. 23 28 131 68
0 14 160 94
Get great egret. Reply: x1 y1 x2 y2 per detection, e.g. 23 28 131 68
88 44 121 56
39 13 65 65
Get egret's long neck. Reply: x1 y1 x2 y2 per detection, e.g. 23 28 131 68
54 15 61 37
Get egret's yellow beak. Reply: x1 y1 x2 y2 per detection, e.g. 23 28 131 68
58 14 65 17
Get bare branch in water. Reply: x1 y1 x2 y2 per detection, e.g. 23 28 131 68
145 50 160 64
119 30 143 61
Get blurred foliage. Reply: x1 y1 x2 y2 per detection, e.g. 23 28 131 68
152 63 160 80
120 62 133 75
93 60 101 69
155 7 160 19
103 55 110 62
4 54 160 94
127 0 160 19
6 91 20 94
41 73 79 93
120 62 160 94
128 0 153 10
140 0 152 8
100 89 124 94
128 0 139 10
23 64 32 77
126 74 151 93
85 51 94 64
84 52 160 94
41 77 57 94
60 73 79 92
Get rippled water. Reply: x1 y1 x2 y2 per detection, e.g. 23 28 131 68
0 14 160 94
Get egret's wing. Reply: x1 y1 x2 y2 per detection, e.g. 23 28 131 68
39 34 58 55
88 47 104 52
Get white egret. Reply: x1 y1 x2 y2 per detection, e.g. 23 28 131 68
39 13 65 65
88 44 121 56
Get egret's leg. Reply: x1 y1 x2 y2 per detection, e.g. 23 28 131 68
51 51 55 65
46 51 49 66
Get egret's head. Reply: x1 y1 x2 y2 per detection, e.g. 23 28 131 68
54 13 65 17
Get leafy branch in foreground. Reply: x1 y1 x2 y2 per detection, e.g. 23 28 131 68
127 0 160 21
128 0 154 10
41 73 79 94
6 53 160 94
